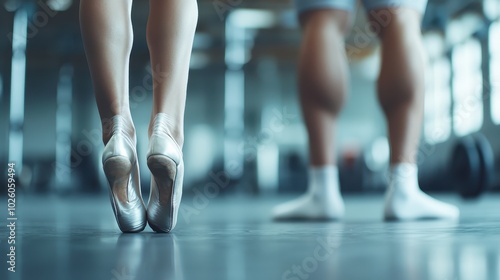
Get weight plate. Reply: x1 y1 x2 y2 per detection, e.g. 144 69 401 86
451 136 481 198
474 133 495 195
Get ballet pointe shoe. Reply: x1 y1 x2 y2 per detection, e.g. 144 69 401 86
102 116 147 233
146 113 184 233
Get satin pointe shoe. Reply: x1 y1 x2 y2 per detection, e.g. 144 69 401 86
102 115 147 233
146 113 184 233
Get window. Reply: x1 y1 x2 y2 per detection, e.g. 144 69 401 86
452 38 484 136
425 57 452 144
490 21 500 124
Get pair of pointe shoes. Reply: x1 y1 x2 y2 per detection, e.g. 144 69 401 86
102 114 183 233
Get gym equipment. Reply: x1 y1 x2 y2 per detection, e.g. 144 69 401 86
8 6 29 174
450 133 495 199
474 134 495 196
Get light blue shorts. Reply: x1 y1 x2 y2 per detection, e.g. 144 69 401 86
294 0 428 14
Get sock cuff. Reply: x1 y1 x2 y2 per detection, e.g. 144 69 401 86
309 165 339 178
390 163 418 181
308 165 339 193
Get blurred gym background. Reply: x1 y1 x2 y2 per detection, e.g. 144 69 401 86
0 0 499 198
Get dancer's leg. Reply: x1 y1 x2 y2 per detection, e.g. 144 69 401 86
369 7 459 220
146 0 198 146
273 9 350 220
80 0 135 144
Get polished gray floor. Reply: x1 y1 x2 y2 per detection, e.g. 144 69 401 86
1 193 500 280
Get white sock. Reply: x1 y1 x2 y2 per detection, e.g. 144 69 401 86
384 163 459 220
272 165 345 220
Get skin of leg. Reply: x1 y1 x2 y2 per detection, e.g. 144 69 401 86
146 0 198 147
298 9 351 166
80 0 135 144
370 8 426 164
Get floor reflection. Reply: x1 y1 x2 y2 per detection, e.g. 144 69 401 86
3 194 500 280
112 234 181 280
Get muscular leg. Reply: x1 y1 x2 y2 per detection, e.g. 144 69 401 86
80 0 135 144
273 10 350 220
374 8 425 164
371 7 459 220
146 0 198 147
299 10 350 166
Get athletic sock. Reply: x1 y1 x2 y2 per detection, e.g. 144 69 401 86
273 165 345 220
383 163 459 220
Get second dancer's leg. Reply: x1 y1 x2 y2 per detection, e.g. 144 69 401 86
273 9 350 220
370 7 459 220
145 0 198 232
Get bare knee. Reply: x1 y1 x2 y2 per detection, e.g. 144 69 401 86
299 9 351 36
367 8 422 40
